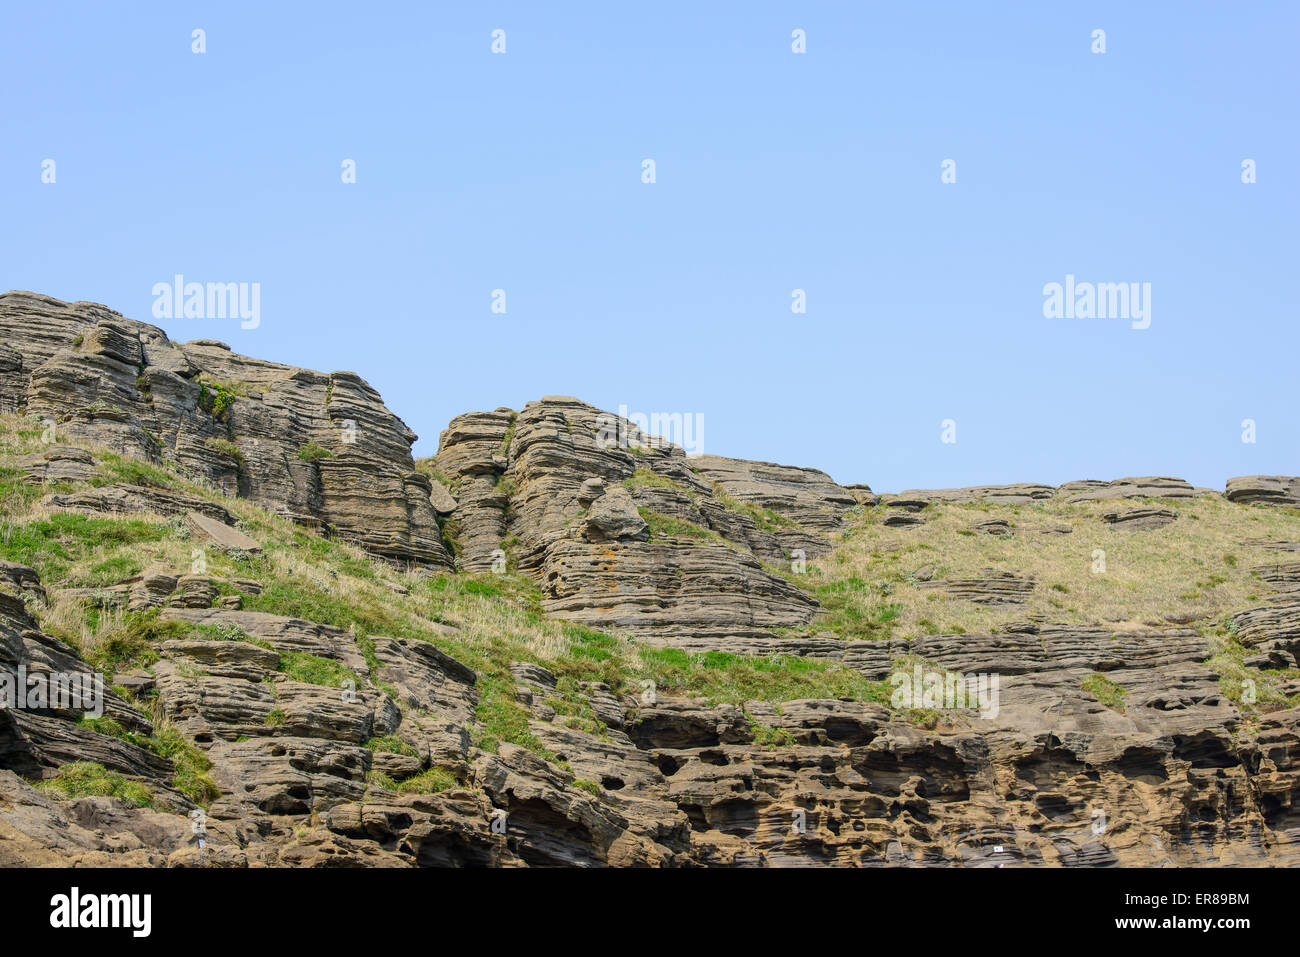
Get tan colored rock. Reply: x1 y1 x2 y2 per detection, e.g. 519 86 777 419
0 292 451 568
184 512 263 553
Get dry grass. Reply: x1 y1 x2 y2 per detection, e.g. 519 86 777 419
798 495 1300 640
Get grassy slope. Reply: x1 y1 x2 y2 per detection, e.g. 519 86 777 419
785 495 1300 711
7 403 1299 796
0 413 887 782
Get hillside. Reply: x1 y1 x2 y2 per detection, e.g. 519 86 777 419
2 291 1299 867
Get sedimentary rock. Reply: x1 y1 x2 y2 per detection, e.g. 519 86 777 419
434 397 826 635
0 292 450 568
1226 476 1300 507
6 293 1300 869
1100 506 1177 530
1058 476 1196 501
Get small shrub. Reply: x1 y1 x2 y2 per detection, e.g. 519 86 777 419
297 443 333 463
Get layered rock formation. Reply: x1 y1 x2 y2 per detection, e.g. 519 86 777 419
431 397 845 639
0 293 449 567
4 292 1300 868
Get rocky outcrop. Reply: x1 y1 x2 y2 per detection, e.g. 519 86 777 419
889 477 1198 507
893 483 1055 506
6 291 1300 869
1058 476 1197 501
0 292 449 568
916 571 1036 605
433 397 835 639
1226 476 1300 507
1100 506 1177 530
690 455 858 532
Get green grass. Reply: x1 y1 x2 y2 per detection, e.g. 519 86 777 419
750 724 797 747
637 507 723 544
1081 672 1128 711
711 486 796 532
622 468 692 494
810 577 901 640
82 554 143 586
364 734 419 758
204 437 243 462
93 452 180 489
563 623 618 663
296 442 333 463
35 761 154 808
0 512 172 581
277 651 358 689
394 767 456 793
77 717 220 805
472 672 553 759
634 648 890 707
197 378 248 423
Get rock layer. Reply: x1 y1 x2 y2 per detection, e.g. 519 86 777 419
0 292 449 567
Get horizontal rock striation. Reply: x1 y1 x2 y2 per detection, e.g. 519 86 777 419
0 292 449 567
6 291 1300 868
432 397 852 640
1226 475 1300 507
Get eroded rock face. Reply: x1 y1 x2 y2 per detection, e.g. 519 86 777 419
5 293 1300 868
5 550 1300 867
0 292 449 568
432 397 855 639
1226 476 1300 507
1100 506 1177 530
690 455 858 532
888 477 1200 507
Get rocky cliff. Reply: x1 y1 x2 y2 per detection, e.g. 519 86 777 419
0 292 450 568
1 293 1298 868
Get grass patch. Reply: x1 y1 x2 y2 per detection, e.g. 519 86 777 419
278 651 358 689
35 761 154 807
296 442 333 463
1081 672 1128 711
638 507 723 544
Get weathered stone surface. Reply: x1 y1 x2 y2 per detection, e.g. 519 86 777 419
890 477 1197 507
1100 506 1177 530
435 397 825 635
0 291 450 568
19 446 96 484
184 512 262 553
167 575 220 608
1253 561 1300 594
1231 601 1300 647
581 486 648 543
882 513 925 528
690 455 857 532
427 479 457 514
895 483 1055 506
129 571 179 611
916 571 1036 605
1058 476 1195 501
540 539 818 639
40 484 234 524
0 770 238 867
1226 475 1300 507
8 294 1300 869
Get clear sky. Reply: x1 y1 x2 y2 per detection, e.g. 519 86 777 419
3 2 1296 492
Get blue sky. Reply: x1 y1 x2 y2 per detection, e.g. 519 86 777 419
3 2 1296 492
